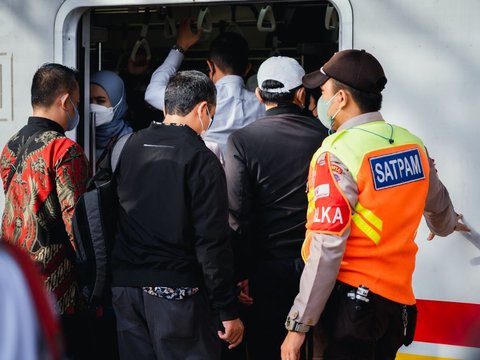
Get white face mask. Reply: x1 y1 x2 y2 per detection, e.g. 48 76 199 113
90 103 114 127
317 92 340 133
206 106 214 130
197 106 214 135
67 98 80 131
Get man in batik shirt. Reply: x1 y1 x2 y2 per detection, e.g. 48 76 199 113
1 63 89 358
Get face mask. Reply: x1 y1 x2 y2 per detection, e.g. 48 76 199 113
206 106 214 130
90 103 114 127
90 96 123 127
197 106 214 135
317 92 340 132
197 113 206 135
67 98 80 131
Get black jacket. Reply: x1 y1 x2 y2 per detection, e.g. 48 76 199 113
225 104 328 276
111 122 238 320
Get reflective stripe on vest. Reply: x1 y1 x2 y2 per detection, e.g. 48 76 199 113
352 201 383 245
304 120 430 304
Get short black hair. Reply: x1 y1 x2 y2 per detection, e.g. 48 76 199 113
209 32 249 76
332 79 383 112
258 79 301 105
164 70 216 116
31 63 79 108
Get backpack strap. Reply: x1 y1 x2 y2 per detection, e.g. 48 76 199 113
110 133 133 172
5 130 44 193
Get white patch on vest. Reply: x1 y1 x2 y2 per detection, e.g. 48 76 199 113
369 149 425 190
313 206 344 224
314 184 330 199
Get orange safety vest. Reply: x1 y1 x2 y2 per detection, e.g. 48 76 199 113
302 121 430 305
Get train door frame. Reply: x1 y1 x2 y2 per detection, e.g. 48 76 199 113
53 0 353 159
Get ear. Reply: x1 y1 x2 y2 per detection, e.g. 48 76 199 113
243 62 252 77
337 89 348 108
197 100 208 116
295 87 306 106
207 60 215 74
60 93 69 110
255 87 264 104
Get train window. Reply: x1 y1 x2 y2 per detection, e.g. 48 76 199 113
87 2 340 76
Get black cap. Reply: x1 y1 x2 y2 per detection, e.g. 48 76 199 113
302 49 387 93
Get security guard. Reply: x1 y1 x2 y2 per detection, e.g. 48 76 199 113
280 49 469 360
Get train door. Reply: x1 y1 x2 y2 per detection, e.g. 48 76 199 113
56 0 347 165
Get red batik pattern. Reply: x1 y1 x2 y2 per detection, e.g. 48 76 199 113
1 130 89 314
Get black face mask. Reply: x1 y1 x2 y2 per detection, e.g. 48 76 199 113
302 88 320 119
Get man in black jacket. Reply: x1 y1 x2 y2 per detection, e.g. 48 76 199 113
111 70 243 359
225 56 328 360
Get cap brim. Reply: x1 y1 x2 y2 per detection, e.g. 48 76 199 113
302 69 329 89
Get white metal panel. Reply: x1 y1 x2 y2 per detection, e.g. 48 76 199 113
349 0 480 305
0 0 62 219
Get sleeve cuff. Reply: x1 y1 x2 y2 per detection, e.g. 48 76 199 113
218 305 239 322
166 49 184 68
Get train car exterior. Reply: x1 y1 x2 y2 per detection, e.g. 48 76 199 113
0 0 479 358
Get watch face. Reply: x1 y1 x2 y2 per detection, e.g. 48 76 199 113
285 317 295 330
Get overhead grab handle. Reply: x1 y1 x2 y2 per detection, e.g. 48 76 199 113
197 7 213 33
164 15 176 39
130 24 152 62
325 4 339 31
225 5 243 35
257 5 276 32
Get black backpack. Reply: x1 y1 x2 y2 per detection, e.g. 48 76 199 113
72 133 132 305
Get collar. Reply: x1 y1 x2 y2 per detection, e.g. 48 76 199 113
215 75 246 87
336 112 384 132
266 103 303 116
27 116 65 134
151 121 199 137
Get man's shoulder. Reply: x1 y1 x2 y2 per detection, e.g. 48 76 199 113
43 132 83 150
236 112 323 133
38 133 86 165
216 76 257 99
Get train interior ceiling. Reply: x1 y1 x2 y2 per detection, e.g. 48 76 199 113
87 1 339 81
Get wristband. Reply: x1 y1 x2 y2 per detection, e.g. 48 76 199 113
172 44 185 54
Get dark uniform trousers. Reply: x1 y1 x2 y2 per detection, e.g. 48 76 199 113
320 282 416 360
112 287 221 360
247 257 311 360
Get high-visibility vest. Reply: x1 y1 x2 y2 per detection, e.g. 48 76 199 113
302 121 430 304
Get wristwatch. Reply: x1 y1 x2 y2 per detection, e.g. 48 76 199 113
172 44 185 54
285 316 310 333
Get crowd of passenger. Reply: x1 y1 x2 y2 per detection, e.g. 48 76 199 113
0 17 468 360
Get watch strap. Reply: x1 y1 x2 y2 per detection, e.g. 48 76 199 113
172 44 185 54
285 317 310 333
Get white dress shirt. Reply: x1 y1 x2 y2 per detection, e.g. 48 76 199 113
145 50 265 156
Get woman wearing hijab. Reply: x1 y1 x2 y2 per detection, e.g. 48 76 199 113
90 70 133 164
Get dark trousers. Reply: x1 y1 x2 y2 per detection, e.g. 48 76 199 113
61 308 119 360
112 287 221 360
322 282 410 360
61 313 90 359
247 257 309 360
